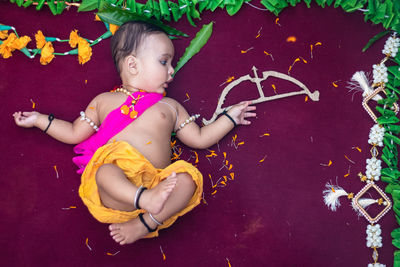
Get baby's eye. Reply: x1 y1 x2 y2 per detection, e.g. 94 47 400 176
160 60 167 65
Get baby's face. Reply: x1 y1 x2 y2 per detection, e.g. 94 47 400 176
134 33 175 94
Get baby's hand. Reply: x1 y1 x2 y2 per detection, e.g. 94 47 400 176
13 111 39 128
227 101 256 125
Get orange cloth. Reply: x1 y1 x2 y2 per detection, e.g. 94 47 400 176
79 141 203 238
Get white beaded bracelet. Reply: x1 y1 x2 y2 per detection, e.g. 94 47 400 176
80 111 99 132
175 114 200 132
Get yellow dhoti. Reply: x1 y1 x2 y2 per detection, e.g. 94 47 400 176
79 141 203 238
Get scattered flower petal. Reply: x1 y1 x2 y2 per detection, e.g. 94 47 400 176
286 36 297 42
320 160 332 167
85 238 92 251
54 165 59 179
241 47 253 54
30 99 35 109
344 155 355 164
106 251 120 256
183 92 190 102
159 246 166 260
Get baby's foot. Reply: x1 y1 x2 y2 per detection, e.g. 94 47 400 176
109 217 148 245
139 172 177 215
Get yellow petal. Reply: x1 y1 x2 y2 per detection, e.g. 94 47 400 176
109 24 120 35
286 36 297 42
78 37 92 65
69 30 80 48
12 35 31 50
0 30 8 40
35 30 46 49
40 41 55 65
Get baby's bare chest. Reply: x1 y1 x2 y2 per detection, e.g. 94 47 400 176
105 101 175 140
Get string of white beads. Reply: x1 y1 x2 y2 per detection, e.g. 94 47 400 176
80 111 99 132
372 63 388 84
366 224 382 248
366 157 382 181
368 124 385 146
175 114 200 132
368 263 386 267
382 35 400 57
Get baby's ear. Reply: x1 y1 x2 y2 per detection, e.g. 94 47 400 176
125 55 138 75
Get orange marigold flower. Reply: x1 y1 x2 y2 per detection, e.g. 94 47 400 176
35 30 46 49
12 35 31 50
69 29 80 48
78 37 92 65
0 30 8 40
109 24 120 35
40 41 55 65
0 33 17 58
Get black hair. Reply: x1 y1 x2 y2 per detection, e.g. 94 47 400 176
111 21 167 74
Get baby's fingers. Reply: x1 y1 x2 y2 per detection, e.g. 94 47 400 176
244 112 257 118
241 119 252 125
245 105 256 112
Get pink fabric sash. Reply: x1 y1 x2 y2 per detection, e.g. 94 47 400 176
73 91 164 174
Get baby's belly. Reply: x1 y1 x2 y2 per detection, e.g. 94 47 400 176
108 130 172 169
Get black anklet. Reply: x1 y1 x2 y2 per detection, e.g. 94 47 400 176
134 186 147 210
138 213 157 233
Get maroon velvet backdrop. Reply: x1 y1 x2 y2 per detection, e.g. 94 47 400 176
0 2 396 266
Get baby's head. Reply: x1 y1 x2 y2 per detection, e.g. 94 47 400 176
111 21 175 94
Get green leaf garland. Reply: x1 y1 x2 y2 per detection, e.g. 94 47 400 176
174 21 213 74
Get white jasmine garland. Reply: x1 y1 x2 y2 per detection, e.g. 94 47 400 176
366 157 382 181
366 224 383 248
368 263 386 267
368 124 385 146
373 63 388 84
382 35 400 57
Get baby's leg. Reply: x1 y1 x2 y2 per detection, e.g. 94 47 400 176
96 163 177 214
109 172 196 245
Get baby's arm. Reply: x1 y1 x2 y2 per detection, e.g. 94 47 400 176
175 100 256 149
13 95 101 145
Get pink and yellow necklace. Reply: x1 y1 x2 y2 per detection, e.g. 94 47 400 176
114 86 145 119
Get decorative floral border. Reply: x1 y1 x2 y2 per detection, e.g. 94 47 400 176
2 0 400 265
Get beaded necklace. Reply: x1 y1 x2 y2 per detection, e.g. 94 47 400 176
114 86 146 119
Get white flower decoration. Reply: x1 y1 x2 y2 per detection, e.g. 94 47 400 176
366 224 383 248
382 35 400 57
366 157 382 181
368 124 385 146
373 63 388 84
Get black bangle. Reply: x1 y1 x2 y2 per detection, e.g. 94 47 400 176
222 110 237 127
138 213 157 233
44 114 55 133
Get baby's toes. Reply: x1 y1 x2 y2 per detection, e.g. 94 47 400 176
109 223 121 231
113 234 125 243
